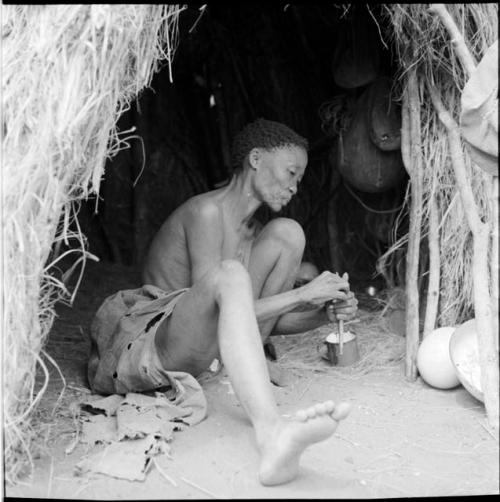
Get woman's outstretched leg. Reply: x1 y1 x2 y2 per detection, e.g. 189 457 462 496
214 260 352 486
159 259 351 486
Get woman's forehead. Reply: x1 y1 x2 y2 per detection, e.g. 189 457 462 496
264 145 308 166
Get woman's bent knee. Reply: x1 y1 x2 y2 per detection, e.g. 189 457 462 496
262 218 305 253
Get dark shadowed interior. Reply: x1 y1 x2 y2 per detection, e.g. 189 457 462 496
76 3 411 293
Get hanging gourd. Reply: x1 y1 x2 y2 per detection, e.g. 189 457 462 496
337 78 405 193
369 77 402 151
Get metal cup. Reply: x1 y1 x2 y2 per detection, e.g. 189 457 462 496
324 331 360 366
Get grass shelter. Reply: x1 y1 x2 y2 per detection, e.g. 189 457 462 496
2 2 498 492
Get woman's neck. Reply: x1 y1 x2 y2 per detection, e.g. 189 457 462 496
220 171 261 228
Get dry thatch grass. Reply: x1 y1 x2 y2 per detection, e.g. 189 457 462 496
2 4 184 483
378 3 497 326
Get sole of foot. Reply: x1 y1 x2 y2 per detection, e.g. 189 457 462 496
259 400 352 486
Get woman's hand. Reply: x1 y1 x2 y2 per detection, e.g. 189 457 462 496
298 271 350 307
326 291 358 321
324 272 358 321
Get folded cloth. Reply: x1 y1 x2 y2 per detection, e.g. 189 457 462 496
87 285 206 422
460 40 498 176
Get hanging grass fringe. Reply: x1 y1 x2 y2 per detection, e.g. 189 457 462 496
2 4 185 483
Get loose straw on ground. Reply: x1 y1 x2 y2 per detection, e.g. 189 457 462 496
181 477 222 499
276 310 405 377
153 458 178 487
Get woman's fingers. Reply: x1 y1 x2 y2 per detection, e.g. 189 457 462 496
333 291 356 306
328 291 358 320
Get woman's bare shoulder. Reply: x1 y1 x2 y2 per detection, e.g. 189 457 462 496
181 191 223 225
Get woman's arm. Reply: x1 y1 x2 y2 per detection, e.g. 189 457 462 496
272 307 328 334
253 271 351 323
271 291 358 335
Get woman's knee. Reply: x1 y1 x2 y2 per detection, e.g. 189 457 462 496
261 218 305 254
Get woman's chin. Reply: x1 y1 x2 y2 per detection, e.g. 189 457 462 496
270 202 285 212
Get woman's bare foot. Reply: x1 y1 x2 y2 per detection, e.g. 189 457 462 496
257 400 351 486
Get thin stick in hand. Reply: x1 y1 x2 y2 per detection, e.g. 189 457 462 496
339 319 344 355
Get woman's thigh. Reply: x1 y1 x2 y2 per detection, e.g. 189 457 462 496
154 275 220 376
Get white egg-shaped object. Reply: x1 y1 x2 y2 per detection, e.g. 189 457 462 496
449 319 484 402
417 326 460 389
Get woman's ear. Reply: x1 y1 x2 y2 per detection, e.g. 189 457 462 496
248 148 261 170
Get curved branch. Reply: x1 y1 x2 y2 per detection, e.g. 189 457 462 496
426 82 483 231
427 4 477 77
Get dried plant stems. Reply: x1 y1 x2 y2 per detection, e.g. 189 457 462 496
402 69 423 381
423 194 440 338
382 3 497 327
277 312 405 377
427 4 477 75
427 82 498 430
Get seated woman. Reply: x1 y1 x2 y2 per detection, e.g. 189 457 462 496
88 118 358 486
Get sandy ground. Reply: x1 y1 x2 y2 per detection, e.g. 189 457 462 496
5 260 500 499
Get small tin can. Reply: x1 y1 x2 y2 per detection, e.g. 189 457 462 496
324 330 360 366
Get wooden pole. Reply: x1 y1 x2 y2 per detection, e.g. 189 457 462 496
427 83 499 431
491 177 499 353
327 148 343 273
423 194 440 337
402 70 423 381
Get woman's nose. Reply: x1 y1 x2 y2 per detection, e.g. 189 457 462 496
289 185 297 195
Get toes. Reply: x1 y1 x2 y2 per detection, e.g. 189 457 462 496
296 400 349 422
296 409 308 422
324 400 335 413
314 402 328 415
331 401 352 421
296 406 320 421
306 407 317 419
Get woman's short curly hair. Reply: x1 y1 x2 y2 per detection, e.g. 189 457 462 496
231 118 309 171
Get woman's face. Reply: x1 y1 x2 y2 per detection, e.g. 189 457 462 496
251 145 308 212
